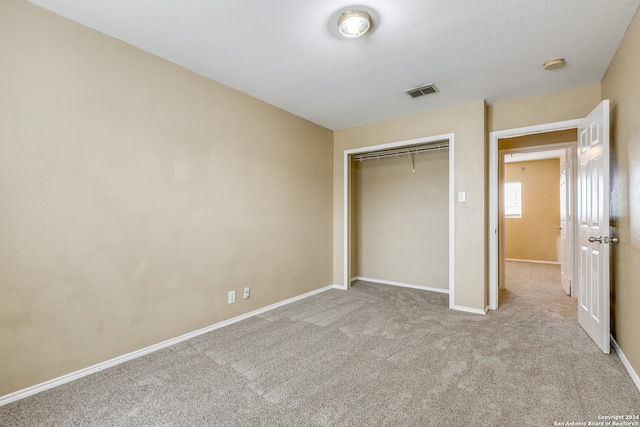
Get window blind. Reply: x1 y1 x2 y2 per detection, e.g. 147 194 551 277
505 182 522 218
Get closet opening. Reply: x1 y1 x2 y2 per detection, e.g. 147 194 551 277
343 134 455 308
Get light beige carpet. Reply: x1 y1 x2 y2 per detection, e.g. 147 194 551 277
1 261 638 426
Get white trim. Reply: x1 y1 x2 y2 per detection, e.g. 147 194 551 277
343 149 350 290
505 258 560 265
448 134 456 309
0 284 337 407
343 133 455 305
489 119 582 310
451 305 488 315
611 335 640 393
351 276 449 294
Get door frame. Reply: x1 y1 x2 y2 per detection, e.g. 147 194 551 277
343 133 456 308
489 120 581 310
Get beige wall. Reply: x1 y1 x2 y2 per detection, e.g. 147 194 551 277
354 151 449 288
504 160 561 262
601 8 640 389
488 84 602 132
334 100 486 310
0 0 333 396
498 129 577 150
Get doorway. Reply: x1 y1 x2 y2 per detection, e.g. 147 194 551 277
500 143 576 299
489 119 582 310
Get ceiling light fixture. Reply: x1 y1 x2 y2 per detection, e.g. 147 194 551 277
338 10 372 38
543 58 565 70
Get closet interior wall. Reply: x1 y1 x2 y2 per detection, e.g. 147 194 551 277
352 149 449 289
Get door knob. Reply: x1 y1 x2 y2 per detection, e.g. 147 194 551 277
608 237 620 244
588 236 603 243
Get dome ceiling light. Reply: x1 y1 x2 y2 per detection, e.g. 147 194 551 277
338 10 372 38
543 58 566 70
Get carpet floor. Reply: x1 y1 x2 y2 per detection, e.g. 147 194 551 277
1 262 639 426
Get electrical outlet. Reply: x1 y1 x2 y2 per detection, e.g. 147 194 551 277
243 287 250 299
228 290 235 304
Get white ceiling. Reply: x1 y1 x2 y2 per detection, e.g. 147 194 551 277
28 0 640 130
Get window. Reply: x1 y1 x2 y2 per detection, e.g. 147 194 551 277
504 182 522 218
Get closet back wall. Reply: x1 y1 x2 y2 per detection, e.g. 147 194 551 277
353 150 449 289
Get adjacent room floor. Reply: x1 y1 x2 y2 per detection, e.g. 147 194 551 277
1 262 638 426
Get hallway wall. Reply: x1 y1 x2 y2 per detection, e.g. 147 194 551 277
504 159 561 262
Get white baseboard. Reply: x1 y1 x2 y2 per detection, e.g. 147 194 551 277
332 283 348 290
351 276 449 294
611 335 640 393
505 258 560 265
451 305 488 315
0 284 337 407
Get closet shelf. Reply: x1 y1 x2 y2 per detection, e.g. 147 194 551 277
352 142 449 162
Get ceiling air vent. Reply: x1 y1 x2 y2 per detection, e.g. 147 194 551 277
405 83 439 99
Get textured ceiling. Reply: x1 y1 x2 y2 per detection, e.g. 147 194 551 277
28 0 640 130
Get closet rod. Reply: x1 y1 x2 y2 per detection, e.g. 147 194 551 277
353 142 449 162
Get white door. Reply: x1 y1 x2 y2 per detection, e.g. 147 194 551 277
559 151 571 295
577 99 610 354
